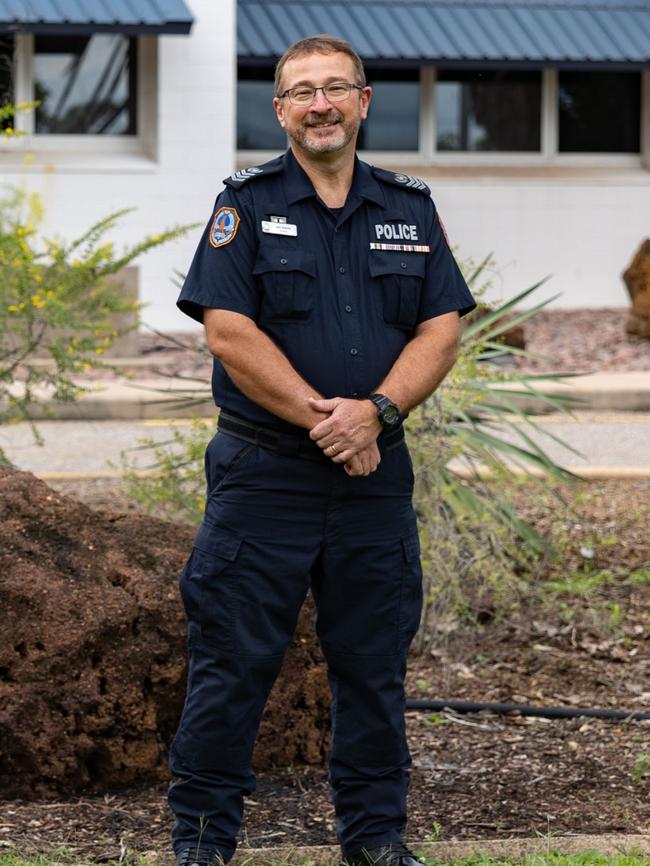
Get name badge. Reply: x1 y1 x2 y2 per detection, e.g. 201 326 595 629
262 220 298 237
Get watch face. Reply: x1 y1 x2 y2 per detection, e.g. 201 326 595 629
382 405 400 426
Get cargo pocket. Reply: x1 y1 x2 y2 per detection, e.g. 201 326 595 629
254 248 316 322
398 531 423 650
369 251 425 331
179 521 243 650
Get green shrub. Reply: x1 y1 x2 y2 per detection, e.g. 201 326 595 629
0 187 195 454
0 99 38 139
118 419 213 524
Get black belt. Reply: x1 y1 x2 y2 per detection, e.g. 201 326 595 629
218 411 404 463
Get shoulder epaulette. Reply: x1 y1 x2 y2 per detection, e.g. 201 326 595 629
372 167 430 196
224 156 284 189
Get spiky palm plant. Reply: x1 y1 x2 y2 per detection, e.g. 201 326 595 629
409 262 579 649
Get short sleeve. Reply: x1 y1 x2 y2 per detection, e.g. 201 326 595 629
417 200 476 323
177 186 259 324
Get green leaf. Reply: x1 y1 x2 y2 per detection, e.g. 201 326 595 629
461 279 552 340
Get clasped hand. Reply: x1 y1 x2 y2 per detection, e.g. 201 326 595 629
308 396 382 477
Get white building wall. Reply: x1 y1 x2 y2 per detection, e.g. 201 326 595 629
421 171 650 309
0 0 236 333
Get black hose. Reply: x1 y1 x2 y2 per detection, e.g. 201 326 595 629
405 698 650 721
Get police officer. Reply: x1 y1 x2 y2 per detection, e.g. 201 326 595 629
169 34 475 866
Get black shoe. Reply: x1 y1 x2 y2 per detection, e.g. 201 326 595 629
175 847 224 866
341 842 424 866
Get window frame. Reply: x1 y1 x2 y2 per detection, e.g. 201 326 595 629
237 64 650 171
1 33 158 165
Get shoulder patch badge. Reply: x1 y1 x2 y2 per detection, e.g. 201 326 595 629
371 166 431 196
209 206 240 249
230 166 264 184
393 173 428 192
223 156 285 189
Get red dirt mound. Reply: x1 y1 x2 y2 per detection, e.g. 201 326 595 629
0 466 329 799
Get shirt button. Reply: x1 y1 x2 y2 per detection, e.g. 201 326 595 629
280 258 288 264
401 261 407 269
345 305 352 313
350 348 358 356
339 266 346 274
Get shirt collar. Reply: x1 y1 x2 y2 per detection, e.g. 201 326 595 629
283 148 386 208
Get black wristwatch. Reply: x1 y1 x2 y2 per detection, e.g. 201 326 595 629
368 393 402 430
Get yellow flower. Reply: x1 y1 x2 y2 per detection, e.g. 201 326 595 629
31 294 46 308
7 305 18 313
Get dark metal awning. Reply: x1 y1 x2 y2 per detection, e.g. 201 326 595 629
0 0 194 35
237 0 650 68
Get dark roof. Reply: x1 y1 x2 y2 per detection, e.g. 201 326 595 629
0 0 194 35
237 0 650 67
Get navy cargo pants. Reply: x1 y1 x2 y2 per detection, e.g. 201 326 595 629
168 429 423 862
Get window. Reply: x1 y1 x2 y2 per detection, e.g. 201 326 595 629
237 67 286 150
236 63 645 165
33 35 137 135
436 70 542 152
559 70 641 153
1 36 13 131
358 68 419 151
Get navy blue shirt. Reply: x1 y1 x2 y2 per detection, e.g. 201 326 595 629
178 150 476 432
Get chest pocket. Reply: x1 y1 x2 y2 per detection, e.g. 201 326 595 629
369 252 426 331
253 248 316 322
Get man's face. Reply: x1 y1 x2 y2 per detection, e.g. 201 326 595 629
273 51 371 157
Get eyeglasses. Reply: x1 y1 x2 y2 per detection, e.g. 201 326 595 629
279 82 363 106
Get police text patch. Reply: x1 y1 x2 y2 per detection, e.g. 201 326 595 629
210 207 240 249
375 223 419 241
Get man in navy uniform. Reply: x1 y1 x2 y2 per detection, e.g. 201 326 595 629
169 34 475 866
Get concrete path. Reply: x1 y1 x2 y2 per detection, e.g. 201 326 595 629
1 367 648 478
0 418 199 476
3 370 650 420
2 412 649 479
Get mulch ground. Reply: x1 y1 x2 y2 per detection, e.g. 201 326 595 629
2 477 648 859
